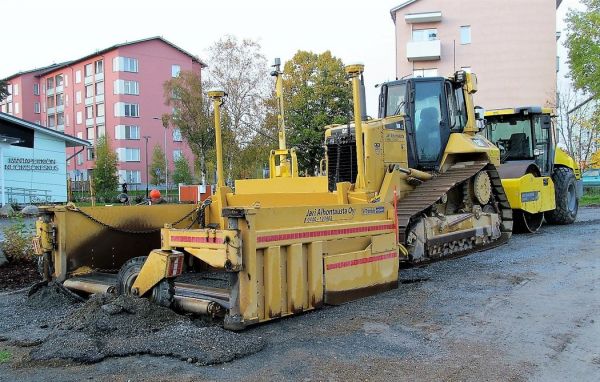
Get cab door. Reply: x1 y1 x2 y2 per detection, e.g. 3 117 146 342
410 78 450 170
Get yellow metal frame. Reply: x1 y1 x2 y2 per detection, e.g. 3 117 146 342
132 249 183 296
501 175 556 214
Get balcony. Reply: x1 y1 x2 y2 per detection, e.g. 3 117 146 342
86 118 94 127
47 88 55 96
85 97 94 106
406 40 441 62
96 116 105 125
56 124 65 132
56 105 64 113
95 94 104 103
84 76 93 85
47 107 55 115
55 85 64 94
95 72 104 81
405 11 442 24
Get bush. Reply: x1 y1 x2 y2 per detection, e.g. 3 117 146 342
1 218 34 263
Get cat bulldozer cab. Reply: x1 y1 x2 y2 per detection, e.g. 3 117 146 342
325 70 512 263
483 107 582 232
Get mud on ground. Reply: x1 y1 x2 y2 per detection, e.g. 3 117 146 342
0 207 598 381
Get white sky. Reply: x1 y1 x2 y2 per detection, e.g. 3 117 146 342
1 0 582 113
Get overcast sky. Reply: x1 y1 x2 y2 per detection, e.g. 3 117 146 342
1 0 582 113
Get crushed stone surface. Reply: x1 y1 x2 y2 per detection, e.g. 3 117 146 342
2 290 264 365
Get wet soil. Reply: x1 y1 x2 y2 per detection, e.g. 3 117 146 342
0 261 41 292
0 208 598 381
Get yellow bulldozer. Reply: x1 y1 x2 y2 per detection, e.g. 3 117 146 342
483 107 582 232
34 64 512 330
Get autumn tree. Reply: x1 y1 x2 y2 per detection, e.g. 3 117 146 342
0 80 9 102
556 85 600 164
565 0 600 98
93 136 118 196
204 36 275 180
283 50 352 173
173 155 193 185
163 71 213 181
150 144 166 186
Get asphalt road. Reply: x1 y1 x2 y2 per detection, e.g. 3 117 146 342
0 208 598 381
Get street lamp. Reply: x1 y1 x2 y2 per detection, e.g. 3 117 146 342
152 117 168 200
143 136 150 198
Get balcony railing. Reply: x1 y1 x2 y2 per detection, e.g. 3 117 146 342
85 97 94 106
406 40 441 62
86 118 94 127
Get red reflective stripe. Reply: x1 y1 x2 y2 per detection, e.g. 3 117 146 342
170 235 224 244
326 251 397 271
257 224 395 243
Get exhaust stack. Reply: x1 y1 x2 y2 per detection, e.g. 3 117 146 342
208 89 226 188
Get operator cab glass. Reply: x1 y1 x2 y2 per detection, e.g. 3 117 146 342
485 116 534 161
380 77 468 170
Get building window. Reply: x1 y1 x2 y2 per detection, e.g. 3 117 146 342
460 26 471 44
173 149 183 161
85 63 93 77
34 102 41 114
413 68 438 78
172 128 183 142
172 64 181 77
87 127 95 141
75 70 81 84
33 83 40 95
113 80 140 95
46 77 54 90
113 57 139 73
412 28 438 41
77 153 83 165
115 125 140 140
13 84 19 96
57 112 64 126
95 60 104 74
47 96 55 108
48 115 56 128
87 147 95 160
85 84 94 98
95 81 104 95
97 124 106 137
86 105 94 119
14 102 19 114
119 170 141 184
125 148 141 162
76 91 82 104
96 103 105 117
56 93 64 107
7 102 12 114
55 74 64 87
76 111 83 124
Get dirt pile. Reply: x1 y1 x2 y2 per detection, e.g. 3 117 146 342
29 294 265 364
26 281 83 308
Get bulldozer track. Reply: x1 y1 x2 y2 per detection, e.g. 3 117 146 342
397 161 513 263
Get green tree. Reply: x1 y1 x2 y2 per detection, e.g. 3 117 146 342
283 50 352 173
0 80 9 102
93 136 118 196
565 0 600 98
173 155 193 185
150 144 166 186
163 71 213 180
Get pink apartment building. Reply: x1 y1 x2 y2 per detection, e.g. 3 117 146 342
391 0 561 109
0 37 205 188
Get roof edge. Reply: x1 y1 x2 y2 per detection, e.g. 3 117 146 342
390 0 420 22
0 112 90 147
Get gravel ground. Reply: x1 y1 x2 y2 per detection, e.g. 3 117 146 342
0 207 598 381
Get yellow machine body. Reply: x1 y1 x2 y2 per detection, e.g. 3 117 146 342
484 106 581 231
39 66 512 330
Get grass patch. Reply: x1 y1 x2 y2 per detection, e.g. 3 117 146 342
0 350 11 363
581 188 600 207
